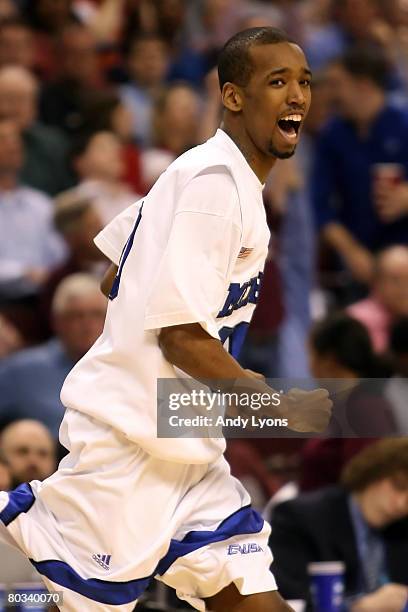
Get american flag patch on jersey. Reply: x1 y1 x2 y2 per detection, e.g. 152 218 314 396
238 247 254 259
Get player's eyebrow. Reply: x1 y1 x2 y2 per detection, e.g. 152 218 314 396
266 67 313 78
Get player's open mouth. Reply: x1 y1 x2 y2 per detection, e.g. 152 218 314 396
277 114 302 144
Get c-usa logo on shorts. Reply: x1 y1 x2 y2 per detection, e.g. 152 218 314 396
227 543 263 555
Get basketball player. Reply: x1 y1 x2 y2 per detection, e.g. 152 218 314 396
0 28 331 611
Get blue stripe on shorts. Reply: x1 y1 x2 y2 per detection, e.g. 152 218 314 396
156 504 264 575
0 484 265 604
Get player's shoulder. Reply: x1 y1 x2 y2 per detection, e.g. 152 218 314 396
166 137 239 212
171 136 236 179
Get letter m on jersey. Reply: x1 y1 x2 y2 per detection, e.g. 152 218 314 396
217 272 263 318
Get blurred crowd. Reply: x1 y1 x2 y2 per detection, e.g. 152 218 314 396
0 0 408 609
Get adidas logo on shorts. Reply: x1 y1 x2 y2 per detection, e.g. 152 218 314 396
92 554 111 570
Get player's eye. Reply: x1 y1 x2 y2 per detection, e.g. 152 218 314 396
269 79 285 87
300 79 311 87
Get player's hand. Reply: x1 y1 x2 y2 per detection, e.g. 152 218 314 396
244 369 265 381
278 388 333 433
351 584 408 612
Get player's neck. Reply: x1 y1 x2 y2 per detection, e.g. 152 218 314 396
220 121 276 184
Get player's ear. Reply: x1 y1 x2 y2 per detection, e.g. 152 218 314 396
221 82 243 112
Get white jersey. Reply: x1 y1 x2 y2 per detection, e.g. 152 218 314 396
61 129 270 464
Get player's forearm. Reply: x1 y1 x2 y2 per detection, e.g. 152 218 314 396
158 322 249 386
159 323 332 432
159 323 283 420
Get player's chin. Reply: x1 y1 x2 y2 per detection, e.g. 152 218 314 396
268 141 296 160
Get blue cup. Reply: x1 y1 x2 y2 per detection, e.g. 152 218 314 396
12 583 49 611
308 562 345 612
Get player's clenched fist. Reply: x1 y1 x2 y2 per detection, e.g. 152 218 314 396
278 388 333 433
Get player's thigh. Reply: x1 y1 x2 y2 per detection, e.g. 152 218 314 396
205 582 294 612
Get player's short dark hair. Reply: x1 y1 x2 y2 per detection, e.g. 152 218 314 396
337 44 389 90
341 439 408 492
217 27 293 90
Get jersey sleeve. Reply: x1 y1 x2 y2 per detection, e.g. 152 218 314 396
93 200 143 266
144 171 241 339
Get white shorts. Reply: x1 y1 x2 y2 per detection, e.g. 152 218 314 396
0 409 276 611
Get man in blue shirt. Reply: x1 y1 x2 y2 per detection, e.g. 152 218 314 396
0 273 106 439
311 45 408 286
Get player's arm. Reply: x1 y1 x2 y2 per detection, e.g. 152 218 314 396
101 264 118 298
159 322 250 382
159 322 332 433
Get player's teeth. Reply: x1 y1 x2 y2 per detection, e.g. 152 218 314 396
282 114 301 122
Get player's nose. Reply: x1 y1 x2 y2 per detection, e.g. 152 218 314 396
286 80 305 106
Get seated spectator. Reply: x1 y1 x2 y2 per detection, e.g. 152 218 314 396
0 274 107 438
24 0 77 35
300 313 395 492
269 439 408 610
0 419 54 585
347 246 408 352
0 119 66 299
0 17 36 72
71 130 140 223
119 33 169 147
309 313 394 431
148 82 201 161
39 191 107 331
0 0 17 20
304 0 395 72
0 451 10 490
0 420 45 588
0 65 73 195
0 314 24 358
385 317 408 433
39 22 104 136
0 419 55 488
312 46 408 293
80 91 145 194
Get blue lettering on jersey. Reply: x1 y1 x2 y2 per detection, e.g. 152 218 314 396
217 272 263 318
